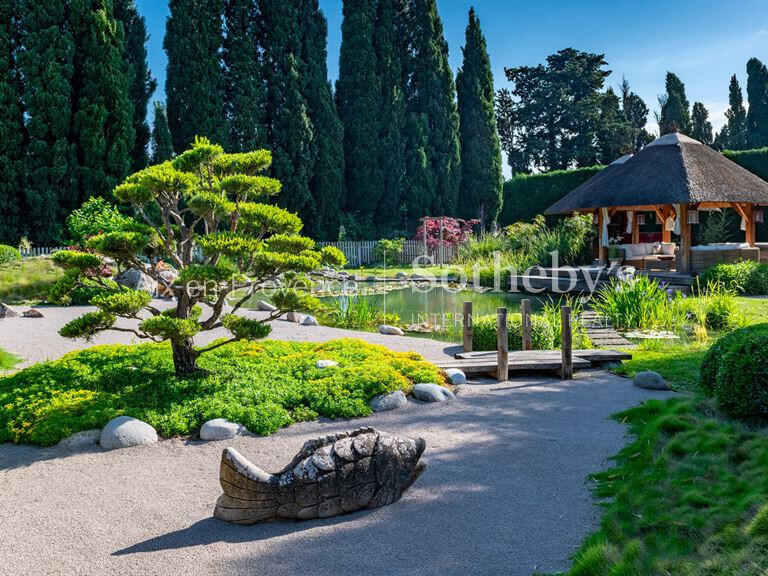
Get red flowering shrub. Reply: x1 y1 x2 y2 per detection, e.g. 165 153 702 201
413 217 479 248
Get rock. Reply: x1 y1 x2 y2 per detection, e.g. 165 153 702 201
57 429 100 450
411 383 455 403
302 315 319 326
22 308 43 318
214 427 426 524
370 390 408 412
316 359 338 369
114 268 156 295
379 324 404 336
395 272 408 279
0 303 18 318
99 416 158 450
633 371 670 391
286 311 305 323
200 418 246 441
365 275 377 281
256 300 278 312
443 369 466 386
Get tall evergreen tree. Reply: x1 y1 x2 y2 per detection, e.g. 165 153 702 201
300 0 344 240
114 0 156 172
0 0 25 244
260 0 312 216
724 74 747 150
336 0 382 230
456 7 501 227
597 87 634 161
746 57 768 148
619 77 652 151
151 101 174 163
70 0 134 206
164 0 226 152
690 102 713 145
403 0 461 217
373 0 407 234
19 0 78 243
223 0 264 152
658 72 690 135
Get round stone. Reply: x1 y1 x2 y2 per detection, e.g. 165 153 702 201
200 418 246 440
443 369 466 385
370 390 408 412
633 371 670 390
379 324 404 336
316 359 338 369
411 383 455 403
100 416 158 450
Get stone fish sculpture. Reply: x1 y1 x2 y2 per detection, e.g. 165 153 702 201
214 427 426 524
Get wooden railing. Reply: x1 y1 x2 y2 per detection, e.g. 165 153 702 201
20 246 65 258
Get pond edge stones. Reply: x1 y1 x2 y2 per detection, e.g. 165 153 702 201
100 416 158 450
200 418 247 441
412 383 455 403
370 390 408 412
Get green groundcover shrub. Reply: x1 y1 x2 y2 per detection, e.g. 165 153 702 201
0 338 445 446
472 313 555 351
699 323 768 418
0 244 21 265
699 260 768 295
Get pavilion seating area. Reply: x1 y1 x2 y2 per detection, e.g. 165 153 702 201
617 242 677 270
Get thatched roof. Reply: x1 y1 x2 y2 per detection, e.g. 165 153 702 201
545 133 768 214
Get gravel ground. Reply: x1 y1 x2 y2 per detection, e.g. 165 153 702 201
0 303 671 575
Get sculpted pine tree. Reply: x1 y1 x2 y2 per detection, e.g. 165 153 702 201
56 138 345 376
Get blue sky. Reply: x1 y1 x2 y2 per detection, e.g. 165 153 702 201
138 0 768 150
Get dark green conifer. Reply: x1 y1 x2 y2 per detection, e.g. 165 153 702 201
746 58 768 148
690 102 713 145
659 72 690 135
150 101 174 163
724 74 747 150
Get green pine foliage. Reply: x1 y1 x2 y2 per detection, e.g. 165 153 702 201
691 102 713 145
659 72 691 135
597 88 635 160
746 57 768 148
725 74 748 150
223 0 264 152
260 0 313 218
164 0 227 152
19 0 78 244
0 0 25 244
150 101 174 163
336 0 383 231
70 0 134 206
113 0 156 172
300 0 344 240
456 7 502 228
403 0 461 218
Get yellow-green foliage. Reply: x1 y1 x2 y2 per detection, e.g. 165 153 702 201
472 313 555 350
0 339 445 446
559 398 768 576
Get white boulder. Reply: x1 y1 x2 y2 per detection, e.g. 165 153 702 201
286 311 305 324
315 359 338 369
200 418 246 441
256 300 278 312
411 383 455 403
370 390 408 412
100 416 158 450
302 315 319 326
443 369 466 386
379 324 404 336
114 268 156 295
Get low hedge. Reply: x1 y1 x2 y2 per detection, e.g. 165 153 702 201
699 324 768 418
698 260 768 295
472 313 555 351
0 244 20 265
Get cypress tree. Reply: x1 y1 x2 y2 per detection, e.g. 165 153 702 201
70 0 134 206
260 0 312 216
300 0 344 240
724 74 747 150
151 101 174 163
403 0 461 218
19 0 78 244
374 0 407 234
456 7 502 228
336 0 382 231
164 0 226 152
746 57 768 148
114 0 156 172
0 0 25 244
659 72 690 135
690 102 713 145
223 0 264 152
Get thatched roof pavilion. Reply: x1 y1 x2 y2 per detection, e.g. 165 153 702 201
544 133 768 274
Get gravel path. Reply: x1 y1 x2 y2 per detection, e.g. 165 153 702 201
0 303 671 575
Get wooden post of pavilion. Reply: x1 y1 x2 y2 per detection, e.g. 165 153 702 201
597 209 607 266
631 210 641 244
679 204 692 275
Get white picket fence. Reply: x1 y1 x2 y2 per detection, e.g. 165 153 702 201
317 240 458 267
21 241 459 267
20 246 65 259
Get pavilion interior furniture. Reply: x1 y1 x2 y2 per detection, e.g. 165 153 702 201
617 242 677 269
545 132 768 276
757 243 768 262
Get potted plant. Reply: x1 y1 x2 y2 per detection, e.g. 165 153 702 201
608 236 623 266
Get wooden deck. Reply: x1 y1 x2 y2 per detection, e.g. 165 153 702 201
438 348 632 377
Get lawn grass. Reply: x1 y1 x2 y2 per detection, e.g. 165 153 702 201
0 338 444 446
555 397 768 576
0 349 20 371
344 265 461 278
0 258 62 304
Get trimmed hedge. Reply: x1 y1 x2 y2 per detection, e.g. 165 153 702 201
0 245 21 265
500 166 603 226
723 148 768 242
472 313 555 351
698 260 768 295
699 324 768 418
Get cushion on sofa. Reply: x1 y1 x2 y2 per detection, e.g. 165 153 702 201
660 242 676 256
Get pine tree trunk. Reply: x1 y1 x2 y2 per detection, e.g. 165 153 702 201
171 338 200 376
